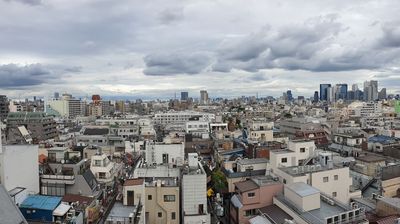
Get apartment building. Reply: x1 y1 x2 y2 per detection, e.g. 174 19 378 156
274 182 368 224
0 95 8 122
247 120 274 141
181 157 210 224
6 112 58 143
90 152 122 186
145 178 180 224
230 176 283 224
153 111 215 125
144 141 184 166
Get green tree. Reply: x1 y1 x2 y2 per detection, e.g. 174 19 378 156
211 169 228 192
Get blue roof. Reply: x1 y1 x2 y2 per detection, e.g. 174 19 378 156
368 135 399 144
20 195 61 211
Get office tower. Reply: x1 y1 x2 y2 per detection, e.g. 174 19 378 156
313 91 319 103
286 90 293 101
347 91 355 101
319 84 331 101
200 90 208 105
379 88 387 100
54 92 60 99
327 86 334 102
0 95 9 122
336 84 348 100
181 91 189 101
363 80 378 101
352 84 358 92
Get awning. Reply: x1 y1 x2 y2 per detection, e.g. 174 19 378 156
53 203 71 216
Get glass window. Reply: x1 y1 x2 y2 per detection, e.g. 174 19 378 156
164 195 176 202
334 175 338 180
281 158 287 163
148 195 152 200
158 212 162 218
332 192 337 197
172 212 176 220
248 192 255 197
323 177 329 182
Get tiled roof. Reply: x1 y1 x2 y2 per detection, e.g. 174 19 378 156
124 178 144 186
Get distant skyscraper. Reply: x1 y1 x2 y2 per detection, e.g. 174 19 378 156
379 88 387 100
54 92 60 99
181 91 189 101
336 84 348 100
363 80 378 101
200 90 208 105
320 84 331 101
352 84 358 92
286 90 293 102
313 91 319 103
327 86 334 102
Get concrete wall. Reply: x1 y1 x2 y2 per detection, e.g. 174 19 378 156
145 186 179 224
0 145 39 194
182 173 207 215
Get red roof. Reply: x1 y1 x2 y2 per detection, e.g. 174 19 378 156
38 154 47 164
124 178 144 186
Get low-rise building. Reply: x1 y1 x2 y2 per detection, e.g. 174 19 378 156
229 176 283 224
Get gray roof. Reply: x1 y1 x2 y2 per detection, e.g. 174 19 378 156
237 158 269 165
230 194 243 209
286 182 320 197
0 185 27 224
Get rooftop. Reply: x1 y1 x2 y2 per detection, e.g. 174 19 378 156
285 182 320 197
124 178 144 186
0 185 27 224
237 158 269 165
107 202 136 219
20 195 61 211
356 154 386 163
235 180 259 192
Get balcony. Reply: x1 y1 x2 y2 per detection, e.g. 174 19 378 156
41 174 75 185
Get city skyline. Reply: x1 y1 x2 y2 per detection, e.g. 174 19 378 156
0 0 400 99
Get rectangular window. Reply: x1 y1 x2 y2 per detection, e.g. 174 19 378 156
164 195 176 202
98 172 106 179
148 195 152 200
334 175 338 180
245 209 256 217
94 160 101 166
300 148 305 153
323 177 329 182
172 212 176 220
281 158 287 163
332 192 337 197
248 192 255 197
158 212 162 218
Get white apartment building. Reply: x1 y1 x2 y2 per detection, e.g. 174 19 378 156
145 141 184 166
182 157 210 224
185 120 210 138
90 153 121 185
270 141 360 204
47 96 85 118
153 111 215 125
348 101 382 117
247 120 274 141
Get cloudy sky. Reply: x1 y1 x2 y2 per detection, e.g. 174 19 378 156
0 0 400 99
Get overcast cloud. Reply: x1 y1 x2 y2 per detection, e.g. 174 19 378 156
0 0 400 99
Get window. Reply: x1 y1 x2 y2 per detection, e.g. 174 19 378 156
98 172 106 179
172 212 176 220
334 175 338 180
323 177 329 182
332 192 337 197
164 195 176 202
283 179 287 184
158 212 162 218
248 192 255 197
148 195 152 200
300 148 306 153
245 209 257 217
94 160 102 166
281 158 287 163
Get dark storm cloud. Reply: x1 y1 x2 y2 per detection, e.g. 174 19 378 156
0 64 51 87
143 52 211 76
158 8 184 24
4 0 42 6
378 22 400 48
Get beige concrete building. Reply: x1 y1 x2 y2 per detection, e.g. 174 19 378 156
145 178 179 224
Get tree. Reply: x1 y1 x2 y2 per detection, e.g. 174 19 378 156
211 169 228 193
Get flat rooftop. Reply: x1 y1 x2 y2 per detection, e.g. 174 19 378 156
356 154 386 163
237 158 268 165
107 202 136 219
